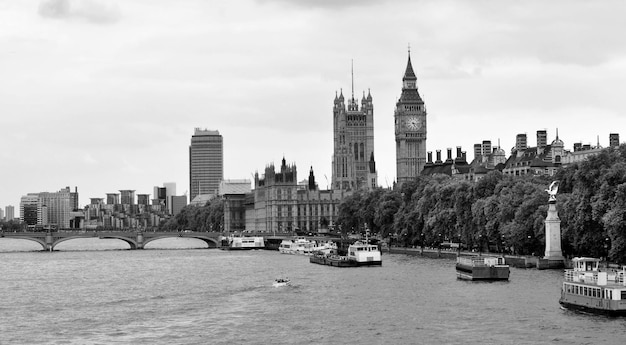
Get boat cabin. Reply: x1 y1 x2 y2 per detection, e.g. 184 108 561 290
572 257 601 272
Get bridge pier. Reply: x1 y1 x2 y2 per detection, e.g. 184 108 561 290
45 232 53 252
136 232 144 249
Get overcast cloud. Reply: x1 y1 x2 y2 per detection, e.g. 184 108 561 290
1 0 625 213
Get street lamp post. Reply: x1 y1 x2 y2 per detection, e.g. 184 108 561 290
437 233 442 257
478 234 483 256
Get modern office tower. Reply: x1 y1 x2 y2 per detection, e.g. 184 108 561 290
19 187 77 229
119 190 136 205
106 193 119 205
331 63 377 191
395 51 427 187
170 195 187 216
20 194 40 227
189 128 223 203
0 208 4 221
537 130 548 148
137 194 150 206
5 205 14 221
610 133 620 148
38 187 77 229
152 186 166 206
163 182 176 214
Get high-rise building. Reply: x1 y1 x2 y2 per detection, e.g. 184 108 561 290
5 205 14 221
37 187 78 229
0 208 4 221
19 187 77 229
170 195 187 217
395 51 427 187
119 190 136 205
20 194 40 227
331 63 377 191
137 194 150 206
610 133 620 148
106 193 119 205
189 128 223 203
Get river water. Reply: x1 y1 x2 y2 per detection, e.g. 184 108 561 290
0 238 625 345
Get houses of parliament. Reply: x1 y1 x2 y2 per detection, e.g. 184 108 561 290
238 52 427 234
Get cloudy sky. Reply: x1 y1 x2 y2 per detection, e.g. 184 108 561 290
1 0 625 214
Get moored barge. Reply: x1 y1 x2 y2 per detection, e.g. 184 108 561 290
456 256 510 281
310 241 381 267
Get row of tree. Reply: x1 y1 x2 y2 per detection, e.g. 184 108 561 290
336 144 626 264
159 198 224 232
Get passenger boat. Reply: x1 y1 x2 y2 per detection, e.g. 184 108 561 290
278 237 315 255
559 257 626 316
455 255 510 281
312 240 337 255
225 236 265 250
272 278 291 287
309 240 381 267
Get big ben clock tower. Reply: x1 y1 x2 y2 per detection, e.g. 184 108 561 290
395 51 427 187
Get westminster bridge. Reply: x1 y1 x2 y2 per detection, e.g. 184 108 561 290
0 231 225 251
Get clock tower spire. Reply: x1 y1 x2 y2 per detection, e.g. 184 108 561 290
395 49 427 187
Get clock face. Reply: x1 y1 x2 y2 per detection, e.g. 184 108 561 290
407 117 421 130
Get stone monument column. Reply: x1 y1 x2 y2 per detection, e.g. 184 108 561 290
544 181 564 263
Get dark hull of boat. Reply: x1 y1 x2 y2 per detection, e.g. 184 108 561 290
456 263 510 281
310 255 381 267
560 293 626 316
559 299 626 316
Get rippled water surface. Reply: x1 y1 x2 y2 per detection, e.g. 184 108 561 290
1 239 625 345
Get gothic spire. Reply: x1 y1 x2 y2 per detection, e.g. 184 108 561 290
403 50 417 82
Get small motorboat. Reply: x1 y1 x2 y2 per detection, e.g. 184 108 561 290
273 278 291 287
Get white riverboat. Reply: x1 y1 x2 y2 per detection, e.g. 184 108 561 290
278 237 315 255
559 257 626 316
226 236 265 250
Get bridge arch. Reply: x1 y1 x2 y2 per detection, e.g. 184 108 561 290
98 235 139 249
143 235 219 248
0 237 48 251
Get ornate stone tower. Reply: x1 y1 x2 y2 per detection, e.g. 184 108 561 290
331 63 377 191
395 51 427 187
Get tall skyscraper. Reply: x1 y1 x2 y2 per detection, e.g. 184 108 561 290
5 205 14 221
189 128 223 203
331 62 377 191
395 51 427 187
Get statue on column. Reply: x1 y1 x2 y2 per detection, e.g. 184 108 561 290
543 180 564 265
545 181 559 203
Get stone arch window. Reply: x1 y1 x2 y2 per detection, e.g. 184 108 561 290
360 143 365 160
